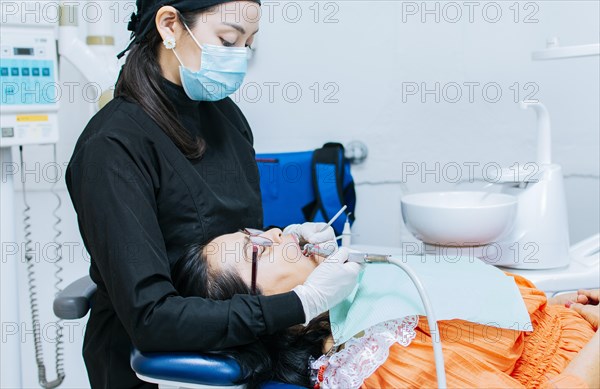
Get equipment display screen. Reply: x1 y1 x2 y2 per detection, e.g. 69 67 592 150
14 47 34 56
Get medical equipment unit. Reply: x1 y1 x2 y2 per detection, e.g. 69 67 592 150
1 23 65 389
0 24 59 147
402 100 571 270
401 101 600 294
401 27 600 273
2 3 124 384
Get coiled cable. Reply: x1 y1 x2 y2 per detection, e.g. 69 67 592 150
19 146 65 389
50 144 65 385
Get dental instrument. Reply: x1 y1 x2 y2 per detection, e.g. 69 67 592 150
341 214 352 247
287 205 349 248
341 252 447 389
302 205 349 256
320 205 348 232
303 243 338 258
346 252 391 263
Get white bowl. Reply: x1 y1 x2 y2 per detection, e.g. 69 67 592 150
401 191 517 246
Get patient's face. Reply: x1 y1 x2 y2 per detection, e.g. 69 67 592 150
205 228 320 295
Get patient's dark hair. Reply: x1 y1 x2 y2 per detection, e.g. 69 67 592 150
171 243 331 389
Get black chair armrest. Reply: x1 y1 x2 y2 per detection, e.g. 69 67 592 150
53 275 97 319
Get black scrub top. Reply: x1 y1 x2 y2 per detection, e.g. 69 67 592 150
66 77 304 388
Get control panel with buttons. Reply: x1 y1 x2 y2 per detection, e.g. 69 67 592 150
1 25 59 147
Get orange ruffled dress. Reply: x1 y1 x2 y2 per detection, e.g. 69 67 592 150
361 273 596 389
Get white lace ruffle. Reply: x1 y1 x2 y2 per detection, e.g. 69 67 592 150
311 315 419 389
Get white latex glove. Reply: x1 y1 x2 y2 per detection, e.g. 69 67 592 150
283 222 337 250
292 247 363 325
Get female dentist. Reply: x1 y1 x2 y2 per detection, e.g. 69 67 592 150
65 0 361 387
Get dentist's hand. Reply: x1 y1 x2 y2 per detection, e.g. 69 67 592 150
283 222 337 249
292 248 363 325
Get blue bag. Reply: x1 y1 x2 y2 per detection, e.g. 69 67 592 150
256 143 356 235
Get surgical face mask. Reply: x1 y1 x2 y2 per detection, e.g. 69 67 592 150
173 22 249 101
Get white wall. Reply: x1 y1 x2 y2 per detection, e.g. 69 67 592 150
2 1 598 388
239 1 600 247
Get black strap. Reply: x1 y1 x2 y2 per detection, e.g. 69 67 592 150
309 143 348 233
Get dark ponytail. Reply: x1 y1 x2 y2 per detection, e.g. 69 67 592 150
260 313 332 388
115 9 210 159
172 243 333 389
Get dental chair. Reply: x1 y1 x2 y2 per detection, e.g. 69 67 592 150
53 276 304 389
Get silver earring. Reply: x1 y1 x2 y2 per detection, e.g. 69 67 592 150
163 37 176 50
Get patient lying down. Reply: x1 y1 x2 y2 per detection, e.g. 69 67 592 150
171 228 600 389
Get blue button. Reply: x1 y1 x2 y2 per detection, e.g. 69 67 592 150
22 68 30 76
11 68 19 76
0 68 7 76
42 68 50 77
32 68 40 76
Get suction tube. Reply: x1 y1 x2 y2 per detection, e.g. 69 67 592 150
345 253 448 389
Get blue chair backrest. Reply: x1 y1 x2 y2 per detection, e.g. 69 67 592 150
256 143 356 235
